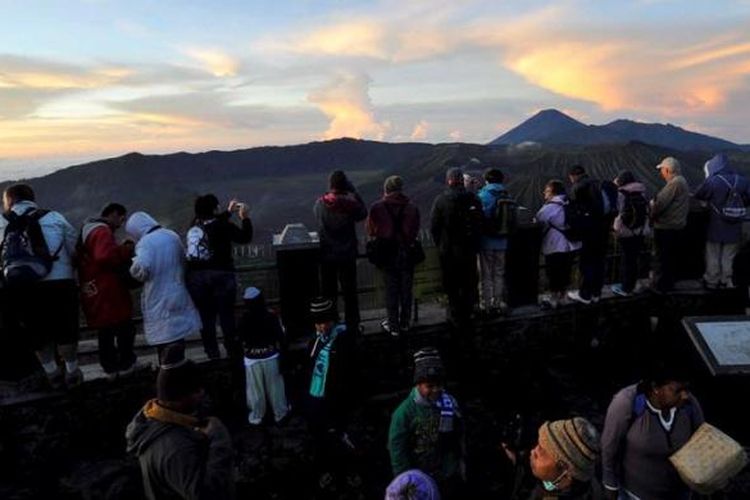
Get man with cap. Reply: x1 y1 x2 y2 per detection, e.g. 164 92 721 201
504 417 601 500
367 175 421 336
651 157 690 292
430 166 483 328
238 286 289 425
305 297 356 486
314 170 368 335
125 344 235 500
388 347 465 496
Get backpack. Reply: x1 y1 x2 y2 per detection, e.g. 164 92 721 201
484 189 518 237
619 190 649 231
561 201 595 242
456 195 483 250
601 181 619 217
186 221 213 261
714 175 747 223
0 207 61 286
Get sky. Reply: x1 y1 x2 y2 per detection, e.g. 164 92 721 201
1 0 750 179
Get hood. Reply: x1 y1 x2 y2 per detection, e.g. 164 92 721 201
125 400 202 455
126 211 159 241
320 192 361 213
81 218 108 243
547 194 567 204
479 182 506 196
9 200 38 216
383 191 410 205
704 153 729 178
618 182 646 194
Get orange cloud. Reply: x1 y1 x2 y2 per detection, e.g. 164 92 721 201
183 48 239 77
289 21 387 59
410 120 429 140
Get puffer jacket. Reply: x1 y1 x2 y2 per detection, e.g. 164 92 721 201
694 153 750 243
314 190 367 262
126 212 200 346
0 200 77 281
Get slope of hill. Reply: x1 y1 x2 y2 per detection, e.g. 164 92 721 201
490 110 740 152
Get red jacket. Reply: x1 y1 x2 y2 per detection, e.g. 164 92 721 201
367 192 420 243
78 221 134 328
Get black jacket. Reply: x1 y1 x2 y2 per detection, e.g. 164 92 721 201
187 212 252 272
238 302 286 357
430 186 483 257
314 191 367 262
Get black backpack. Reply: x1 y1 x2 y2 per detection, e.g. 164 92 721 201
455 195 483 250
561 201 595 242
619 190 649 231
1 208 61 286
484 189 518 238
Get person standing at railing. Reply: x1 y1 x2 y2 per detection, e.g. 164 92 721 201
367 175 421 337
430 167 483 329
77 203 140 380
314 170 367 335
693 153 750 290
127 211 201 365
610 171 650 297
185 194 253 359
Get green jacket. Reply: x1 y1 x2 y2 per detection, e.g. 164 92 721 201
388 388 464 481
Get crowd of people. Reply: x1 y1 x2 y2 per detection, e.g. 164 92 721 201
0 151 747 498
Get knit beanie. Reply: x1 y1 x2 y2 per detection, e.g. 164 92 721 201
385 469 441 500
156 344 202 403
413 347 445 385
445 167 464 186
537 417 600 481
310 296 338 323
384 175 404 194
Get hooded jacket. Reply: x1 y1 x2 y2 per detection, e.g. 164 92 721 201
535 195 582 256
126 212 201 345
613 182 652 239
314 190 367 262
125 400 235 500
477 182 511 251
0 200 77 281
186 212 252 272
367 192 420 243
694 154 750 243
77 218 134 328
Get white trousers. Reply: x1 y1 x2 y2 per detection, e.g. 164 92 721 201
244 354 289 424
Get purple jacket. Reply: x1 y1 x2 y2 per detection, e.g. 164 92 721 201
694 154 750 243
535 195 581 256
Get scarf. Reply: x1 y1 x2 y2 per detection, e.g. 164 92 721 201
414 389 457 433
143 399 201 429
309 325 343 398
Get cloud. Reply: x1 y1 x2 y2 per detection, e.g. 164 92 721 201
182 48 240 77
285 21 388 59
0 55 131 90
308 72 390 140
410 120 429 140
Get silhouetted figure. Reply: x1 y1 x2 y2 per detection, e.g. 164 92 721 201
367 175 421 336
611 171 650 297
694 153 750 289
186 194 253 359
0 183 80 389
78 203 139 379
314 170 367 334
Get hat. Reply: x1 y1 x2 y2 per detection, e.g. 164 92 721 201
413 347 445 384
310 296 337 323
537 417 600 481
156 344 203 402
656 157 680 172
243 286 261 300
385 469 440 500
384 175 404 194
445 167 464 186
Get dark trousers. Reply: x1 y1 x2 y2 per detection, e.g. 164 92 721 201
579 230 608 300
545 252 575 293
98 320 136 374
156 339 185 366
187 270 239 358
383 259 414 330
321 259 360 332
619 235 644 293
654 228 682 292
440 252 478 326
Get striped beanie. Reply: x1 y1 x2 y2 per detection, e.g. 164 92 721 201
413 347 445 384
310 296 337 323
537 417 600 481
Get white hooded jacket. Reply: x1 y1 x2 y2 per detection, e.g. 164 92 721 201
126 212 200 346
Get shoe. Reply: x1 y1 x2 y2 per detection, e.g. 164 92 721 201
591 295 600 303
611 284 631 297
105 371 119 382
46 367 65 390
65 367 84 389
248 416 263 426
703 280 719 291
119 360 148 378
400 322 411 334
340 432 357 452
381 319 399 337
567 290 592 305
723 280 736 289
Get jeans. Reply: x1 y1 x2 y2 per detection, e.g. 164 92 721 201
704 241 739 286
98 320 136 374
187 270 239 358
479 249 506 309
619 236 644 293
383 256 415 330
321 259 360 332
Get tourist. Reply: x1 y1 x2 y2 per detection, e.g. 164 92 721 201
611 171 650 297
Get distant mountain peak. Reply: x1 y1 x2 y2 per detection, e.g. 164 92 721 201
490 109 585 146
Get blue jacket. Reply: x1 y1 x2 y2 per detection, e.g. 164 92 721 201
694 153 750 243
477 183 509 251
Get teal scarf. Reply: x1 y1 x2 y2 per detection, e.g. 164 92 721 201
309 324 344 398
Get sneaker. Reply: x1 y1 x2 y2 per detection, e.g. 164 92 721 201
723 280 736 290
611 284 631 297
567 290 592 305
65 367 84 389
703 280 719 291
380 319 399 337
105 371 119 382
46 367 65 390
